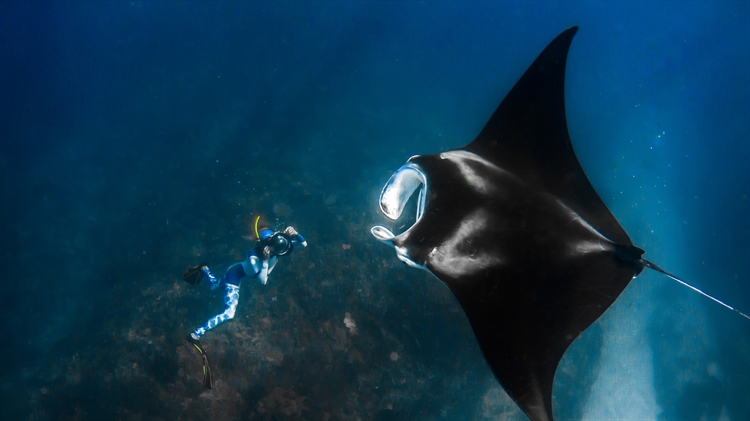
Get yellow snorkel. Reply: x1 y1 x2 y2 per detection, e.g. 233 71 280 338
254 215 261 240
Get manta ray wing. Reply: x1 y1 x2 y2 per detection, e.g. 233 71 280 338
467 26 632 246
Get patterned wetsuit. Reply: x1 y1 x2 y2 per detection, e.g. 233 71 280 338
191 229 307 339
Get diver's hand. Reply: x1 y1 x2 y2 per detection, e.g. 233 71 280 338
284 226 298 236
263 246 271 258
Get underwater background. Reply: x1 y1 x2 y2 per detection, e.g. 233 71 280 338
1 1 748 420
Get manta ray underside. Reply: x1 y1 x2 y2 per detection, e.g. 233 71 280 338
371 27 650 421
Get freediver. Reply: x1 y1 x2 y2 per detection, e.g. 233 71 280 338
181 216 308 388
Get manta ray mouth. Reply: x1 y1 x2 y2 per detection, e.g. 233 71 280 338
379 163 427 224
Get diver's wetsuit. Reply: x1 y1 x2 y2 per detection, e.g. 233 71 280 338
191 227 307 340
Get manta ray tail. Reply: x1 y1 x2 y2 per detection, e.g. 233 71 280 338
642 259 750 320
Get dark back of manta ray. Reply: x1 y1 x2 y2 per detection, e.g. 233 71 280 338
442 27 644 421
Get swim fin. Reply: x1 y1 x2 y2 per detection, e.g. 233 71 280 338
182 262 208 285
186 335 214 389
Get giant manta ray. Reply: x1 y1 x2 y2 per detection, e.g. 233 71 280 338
371 27 695 421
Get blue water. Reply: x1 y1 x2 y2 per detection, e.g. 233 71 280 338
1 1 747 420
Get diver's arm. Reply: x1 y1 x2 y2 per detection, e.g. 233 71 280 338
285 226 308 248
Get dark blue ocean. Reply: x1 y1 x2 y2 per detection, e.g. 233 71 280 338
1 1 748 420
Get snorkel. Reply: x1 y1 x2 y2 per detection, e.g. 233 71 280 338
254 215 274 242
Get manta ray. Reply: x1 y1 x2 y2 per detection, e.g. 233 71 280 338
371 27 710 421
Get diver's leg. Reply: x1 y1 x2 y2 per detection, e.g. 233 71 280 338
201 266 220 290
200 262 245 289
223 263 247 286
191 282 241 339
